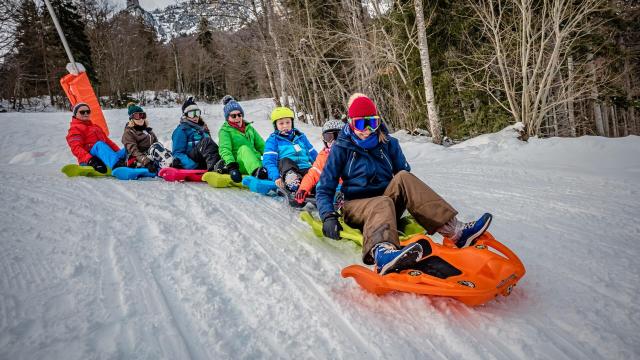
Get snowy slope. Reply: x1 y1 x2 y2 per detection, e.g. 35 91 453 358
0 99 638 359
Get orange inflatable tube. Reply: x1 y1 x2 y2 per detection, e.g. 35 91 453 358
60 72 109 136
341 232 526 306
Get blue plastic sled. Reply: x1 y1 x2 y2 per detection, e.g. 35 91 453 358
112 167 156 180
242 176 278 195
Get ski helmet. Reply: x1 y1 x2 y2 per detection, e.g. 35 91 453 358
321 119 344 146
271 107 295 130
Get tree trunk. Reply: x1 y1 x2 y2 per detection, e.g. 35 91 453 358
611 105 619 137
567 56 576 137
602 102 610 136
414 0 442 144
622 43 636 134
587 53 605 136
262 52 279 104
171 41 182 98
266 0 287 106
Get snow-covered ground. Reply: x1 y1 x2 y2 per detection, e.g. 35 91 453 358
0 98 638 359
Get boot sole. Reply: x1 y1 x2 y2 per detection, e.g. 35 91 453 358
379 243 423 276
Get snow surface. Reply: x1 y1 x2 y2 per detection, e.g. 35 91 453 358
0 98 639 359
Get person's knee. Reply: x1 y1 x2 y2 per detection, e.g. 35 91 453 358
396 170 411 178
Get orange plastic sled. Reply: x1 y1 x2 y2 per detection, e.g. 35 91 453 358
341 232 525 306
60 71 109 136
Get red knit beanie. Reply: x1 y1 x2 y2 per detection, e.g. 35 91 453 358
348 96 378 118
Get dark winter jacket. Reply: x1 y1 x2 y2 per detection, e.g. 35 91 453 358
263 129 318 181
66 117 120 164
122 123 158 166
316 124 410 219
171 118 213 169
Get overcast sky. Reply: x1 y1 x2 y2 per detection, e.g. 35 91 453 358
138 0 185 11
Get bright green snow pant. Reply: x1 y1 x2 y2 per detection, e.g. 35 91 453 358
236 145 262 175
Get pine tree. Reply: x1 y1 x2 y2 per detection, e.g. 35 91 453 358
14 0 47 98
196 16 212 50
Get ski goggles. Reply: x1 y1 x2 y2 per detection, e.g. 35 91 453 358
322 130 340 143
349 116 381 132
130 112 147 120
185 109 201 118
78 109 91 116
229 112 243 119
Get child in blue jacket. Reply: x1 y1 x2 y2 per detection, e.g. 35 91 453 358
171 97 221 170
316 95 493 276
263 107 318 192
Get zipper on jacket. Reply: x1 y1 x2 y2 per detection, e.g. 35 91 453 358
381 151 393 171
348 151 357 177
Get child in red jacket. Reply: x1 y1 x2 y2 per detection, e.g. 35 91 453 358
65 103 126 173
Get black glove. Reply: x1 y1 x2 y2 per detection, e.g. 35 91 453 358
171 158 182 169
295 189 307 204
227 162 242 182
87 156 107 174
145 161 158 173
322 212 342 240
213 159 227 174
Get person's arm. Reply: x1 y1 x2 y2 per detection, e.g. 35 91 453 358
299 149 327 193
66 126 92 164
122 129 149 165
388 137 411 173
262 135 280 181
217 128 236 164
253 127 266 154
171 126 197 169
301 134 318 163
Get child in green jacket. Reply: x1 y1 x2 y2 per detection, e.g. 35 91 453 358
217 95 267 182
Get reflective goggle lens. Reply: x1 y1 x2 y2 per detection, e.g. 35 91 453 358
322 131 339 143
131 112 146 120
186 109 201 118
350 116 380 131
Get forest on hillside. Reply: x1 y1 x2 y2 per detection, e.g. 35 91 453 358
0 0 638 141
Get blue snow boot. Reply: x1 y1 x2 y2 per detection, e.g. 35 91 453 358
456 213 493 248
374 242 423 275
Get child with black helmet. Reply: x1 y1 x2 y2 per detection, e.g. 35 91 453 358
294 119 344 205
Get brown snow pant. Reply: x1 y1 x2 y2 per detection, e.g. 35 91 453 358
342 171 458 264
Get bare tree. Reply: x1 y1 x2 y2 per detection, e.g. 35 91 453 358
463 0 604 137
414 0 443 144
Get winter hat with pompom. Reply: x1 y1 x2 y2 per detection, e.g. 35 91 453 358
348 96 378 118
181 96 199 114
223 95 244 120
127 102 144 117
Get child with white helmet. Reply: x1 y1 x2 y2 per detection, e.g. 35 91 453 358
294 119 345 205
263 107 318 199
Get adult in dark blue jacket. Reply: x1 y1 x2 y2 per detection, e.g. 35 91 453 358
316 95 493 275
171 97 221 170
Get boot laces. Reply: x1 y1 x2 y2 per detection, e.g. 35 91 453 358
462 220 476 230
